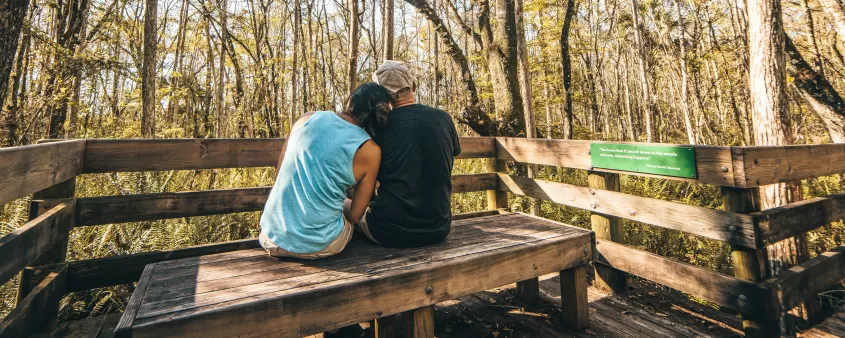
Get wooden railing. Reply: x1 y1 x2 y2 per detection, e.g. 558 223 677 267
1 137 845 337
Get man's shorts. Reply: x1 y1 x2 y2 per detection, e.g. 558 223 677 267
354 210 381 245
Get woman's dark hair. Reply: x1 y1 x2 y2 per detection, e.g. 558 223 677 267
342 83 392 136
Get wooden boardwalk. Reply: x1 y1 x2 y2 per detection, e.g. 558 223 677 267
35 275 744 338
799 306 845 338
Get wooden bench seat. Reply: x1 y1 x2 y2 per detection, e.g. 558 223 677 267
114 213 595 338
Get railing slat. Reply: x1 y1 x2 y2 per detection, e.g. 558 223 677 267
494 138 736 187
740 144 845 187
0 140 84 206
82 138 495 173
596 241 770 314
0 202 75 287
498 175 757 247
763 245 845 312
0 265 67 337
753 192 845 246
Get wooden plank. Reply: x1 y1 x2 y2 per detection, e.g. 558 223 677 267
559 265 589 330
0 140 84 206
451 209 507 221
740 144 845 187
588 171 628 294
595 240 771 314
129 223 594 337
0 202 74 287
451 173 497 193
83 138 493 174
499 175 758 247
34 239 260 293
115 264 157 338
494 138 736 186
374 316 398 338
0 266 67 338
401 306 434 338
753 192 845 247
455 137 496 159
75 187 272 226
763 245 845 313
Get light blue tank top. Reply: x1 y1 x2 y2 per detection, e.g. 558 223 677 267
260 111 371 253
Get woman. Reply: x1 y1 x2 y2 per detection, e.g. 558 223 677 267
259 83 391 259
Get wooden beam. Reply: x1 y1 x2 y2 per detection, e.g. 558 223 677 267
595 240 770 314
499 175 757 247
115 264 157 338
0 265 67 338
762 245 845 313
752 192 845 247
740 144 845 187
0 140 84 206
401 306 434 338
588 171 628 294
451 173 498 193
559 265 589 330
33 239 261 293
0 202 74 287
83 138 494 174
494 138 736 187
75 187 272 226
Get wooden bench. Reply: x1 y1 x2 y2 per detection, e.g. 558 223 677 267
113 213 594 338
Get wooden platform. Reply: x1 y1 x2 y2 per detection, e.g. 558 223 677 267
115 213 594 337
800 305 845 337
36 275 744 338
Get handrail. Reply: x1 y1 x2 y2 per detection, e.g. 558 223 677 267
0 140 84 206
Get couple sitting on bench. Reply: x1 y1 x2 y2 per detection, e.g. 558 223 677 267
259 60 462 259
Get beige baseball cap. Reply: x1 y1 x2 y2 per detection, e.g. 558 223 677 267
372 60 416 97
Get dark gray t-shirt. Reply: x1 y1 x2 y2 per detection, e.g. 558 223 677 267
365 103 461 247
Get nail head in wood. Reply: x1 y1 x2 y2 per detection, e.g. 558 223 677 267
720 166 729 173
628 209 636 216
425 286 433 294
590 203 597 209
589 189 595 195
729 225 737 232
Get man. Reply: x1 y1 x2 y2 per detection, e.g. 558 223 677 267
358 60 461 248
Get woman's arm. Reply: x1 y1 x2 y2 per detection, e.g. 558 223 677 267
345 140 381 222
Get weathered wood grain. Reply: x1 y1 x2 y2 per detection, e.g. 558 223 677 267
494 138 736 186
83 138 494 174
401 306 434 338
451 173 497 193
75 187 272 226
0 202 74 288
34 239 260 293
559 265 589 330
127 215 593 337
498 175 757 247
595 240 770 315
0 140 84 206
0 266 67 338
114 264 157 338
752 192 845 247
588 171 628 294
763 245 845 313
740 144 845 187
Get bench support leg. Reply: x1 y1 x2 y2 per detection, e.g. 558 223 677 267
516 278 540 301
560 265 589 330
401 306 434 338
373 315 399 338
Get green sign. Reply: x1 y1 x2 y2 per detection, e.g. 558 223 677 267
590 143 697 178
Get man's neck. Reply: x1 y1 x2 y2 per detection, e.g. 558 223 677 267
392 96 416 108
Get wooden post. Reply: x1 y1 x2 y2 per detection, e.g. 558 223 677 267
16 177 75 332
373 315 398 338
560 265 589 330
722 186 779 337
489 157 540 301
588 171 628 293
401 306 434 338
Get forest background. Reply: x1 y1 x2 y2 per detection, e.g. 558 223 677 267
2 0 845 322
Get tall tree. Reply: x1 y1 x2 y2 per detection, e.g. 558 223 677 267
515 0 539 215
817 0 845 44
786 36 845 143
216 0 228 137
0 0 29 110
142 0 158 137
347 0 360 95
383 0 394 60
560 0 576 139
676 0 695 144
630 0 655 142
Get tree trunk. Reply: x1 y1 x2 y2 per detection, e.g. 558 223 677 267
677 1 695 144
630 0 654 142
478 0 524 136
383 0 394 60
347 0 360 95
817 0 845 44
747 0 819 333
0 0 29 109
142 0 158 138
559 0 576 139
216 0 227 138
785 36 845 143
